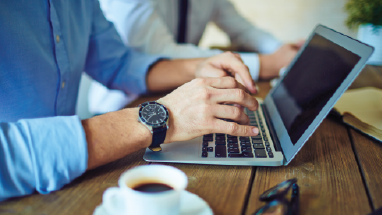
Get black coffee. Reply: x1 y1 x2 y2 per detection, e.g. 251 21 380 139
133 183 173 193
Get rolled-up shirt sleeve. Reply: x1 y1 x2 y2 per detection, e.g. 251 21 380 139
84 0 162 95
0 116 88 201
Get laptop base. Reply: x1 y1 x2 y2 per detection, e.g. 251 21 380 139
143 137 284 166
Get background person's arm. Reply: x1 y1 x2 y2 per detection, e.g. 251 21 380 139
146 52 257 93
86 0 256 96
211 0 302 80
100 0 222 58
211 0 281 55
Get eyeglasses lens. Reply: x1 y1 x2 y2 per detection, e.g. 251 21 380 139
261 180 293 199
254 200 288 215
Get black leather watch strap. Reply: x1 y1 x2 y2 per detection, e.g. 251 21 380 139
151 125 167 148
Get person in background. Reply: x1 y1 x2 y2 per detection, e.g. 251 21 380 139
88 0 303 114
0 0 259 201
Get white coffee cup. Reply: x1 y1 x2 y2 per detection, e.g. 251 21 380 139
102 165 188 215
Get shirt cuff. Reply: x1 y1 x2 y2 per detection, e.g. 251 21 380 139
23 116 88 194
114 51 164 95
239 53 260 81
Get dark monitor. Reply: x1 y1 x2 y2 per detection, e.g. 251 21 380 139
271 33 361 145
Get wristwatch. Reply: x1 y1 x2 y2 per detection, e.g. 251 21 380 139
138 101 169 152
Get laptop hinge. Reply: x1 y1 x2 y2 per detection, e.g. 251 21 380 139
261 104 283 153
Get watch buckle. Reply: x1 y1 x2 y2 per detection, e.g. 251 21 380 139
148 146 162 152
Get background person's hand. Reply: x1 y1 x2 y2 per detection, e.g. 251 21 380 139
258 41 304 80
194 52 257 94
158 76 259 144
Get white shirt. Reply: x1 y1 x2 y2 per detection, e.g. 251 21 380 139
89 0 282 114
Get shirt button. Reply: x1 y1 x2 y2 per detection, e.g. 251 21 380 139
56 35 60 43
61 81 66 89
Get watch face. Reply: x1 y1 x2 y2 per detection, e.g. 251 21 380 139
140 104 168 126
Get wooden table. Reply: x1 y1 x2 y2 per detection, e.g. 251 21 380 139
1 66 382 215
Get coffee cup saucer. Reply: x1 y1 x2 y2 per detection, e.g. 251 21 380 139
93 190 213 215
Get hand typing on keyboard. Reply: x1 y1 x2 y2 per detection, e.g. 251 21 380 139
158 76 259 144
201 109 274 159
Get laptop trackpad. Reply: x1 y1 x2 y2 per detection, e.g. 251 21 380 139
143 137 201 162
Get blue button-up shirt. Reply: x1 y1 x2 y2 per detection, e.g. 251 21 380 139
0 0 161 201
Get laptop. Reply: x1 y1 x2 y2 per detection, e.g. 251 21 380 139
144 25 374 166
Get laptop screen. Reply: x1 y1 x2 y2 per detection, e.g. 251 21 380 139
271 33 361 145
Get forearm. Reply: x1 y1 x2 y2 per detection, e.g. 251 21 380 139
258 54 274 80
258 44 301 80
83 108 152 170
147 58 204 92
213 0 281 54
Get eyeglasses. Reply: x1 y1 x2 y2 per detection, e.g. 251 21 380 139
252 178 299 215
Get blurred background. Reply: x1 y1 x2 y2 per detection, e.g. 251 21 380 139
76 0 356 119
199 0 356 48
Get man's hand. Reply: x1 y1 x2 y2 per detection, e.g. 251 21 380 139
147 52 257 94
158 76 259 144
195 52 257 94
259 41 304 80
84 77 258 170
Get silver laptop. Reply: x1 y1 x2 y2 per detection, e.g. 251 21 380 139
144 25 374 166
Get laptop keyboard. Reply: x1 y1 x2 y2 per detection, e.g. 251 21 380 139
201 109 274 158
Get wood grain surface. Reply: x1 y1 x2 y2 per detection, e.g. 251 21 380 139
350 129 382 210
167 164 253 215
245 118 371 215
348 65 382 211
350 66 382 90
243 66 382 214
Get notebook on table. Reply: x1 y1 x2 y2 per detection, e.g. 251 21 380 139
333 87 382 142
144 25 374 166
